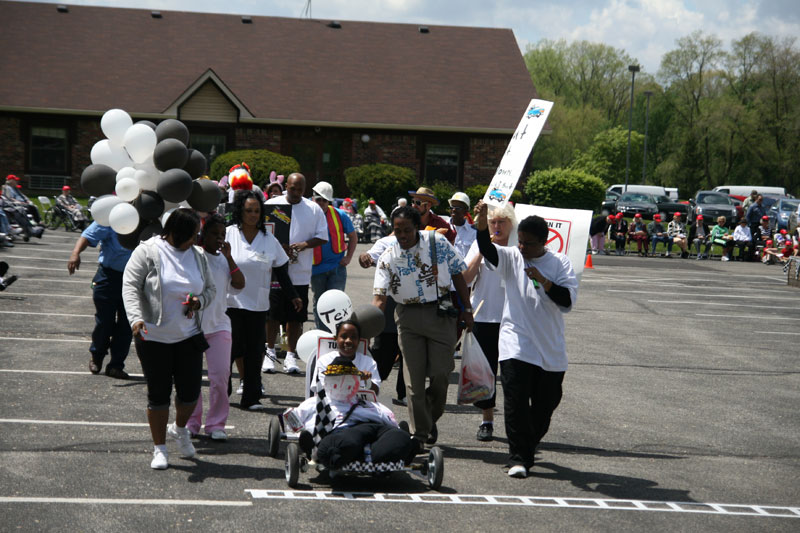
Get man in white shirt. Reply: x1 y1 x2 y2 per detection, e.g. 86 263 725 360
474 200 578 479
265 173 328 373
733 218 753 261
448 192 476 258
372 206 473 453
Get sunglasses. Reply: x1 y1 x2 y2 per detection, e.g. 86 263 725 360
449 205 466 212
412 199 427 206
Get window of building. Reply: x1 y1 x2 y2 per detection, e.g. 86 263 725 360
189 133 227 170
424 144 460 184
29 126 68 173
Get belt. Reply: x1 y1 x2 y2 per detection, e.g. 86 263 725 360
398 301 437 307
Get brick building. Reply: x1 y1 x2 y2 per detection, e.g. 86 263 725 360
0 1 541 195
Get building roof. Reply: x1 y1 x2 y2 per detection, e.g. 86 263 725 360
0 1 539 133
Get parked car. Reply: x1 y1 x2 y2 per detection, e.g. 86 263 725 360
768 197 800 231
601 191 620 215
651 194 691 219
615 192 659 219
729 196 744 220
688 191 738 227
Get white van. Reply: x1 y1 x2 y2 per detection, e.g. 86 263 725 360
713 185 786 196
607 184 667 196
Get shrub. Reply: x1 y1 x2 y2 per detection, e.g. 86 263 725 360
209 150 300 189
345 163 417 214
424 181 457 215
464 183 524 208
523 168 606 211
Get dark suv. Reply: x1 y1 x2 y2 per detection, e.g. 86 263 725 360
689 191 738 227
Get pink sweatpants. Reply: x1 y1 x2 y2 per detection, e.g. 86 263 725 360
187 330 232 434
590 233 605 252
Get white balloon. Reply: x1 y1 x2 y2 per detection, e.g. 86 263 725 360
115 177 140 202
161 207 176 226
90 194 124 226
91 139 133 171
101 109 133 145
109 203 140 235
296 329 330 364
133 169 159 191
116 166 136 183
317 290 353 332
123 123 158 164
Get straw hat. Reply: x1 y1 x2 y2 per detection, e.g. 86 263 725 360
408 186 439 207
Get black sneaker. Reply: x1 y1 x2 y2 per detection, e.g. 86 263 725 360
426 423 438 445
0 274 16 291
476 423 493 442
298 430 314 458
105 367 129 380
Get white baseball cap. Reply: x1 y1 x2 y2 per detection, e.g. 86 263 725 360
312 181 334 202
448 192 470 208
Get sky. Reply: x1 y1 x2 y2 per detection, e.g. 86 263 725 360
12 0 800 73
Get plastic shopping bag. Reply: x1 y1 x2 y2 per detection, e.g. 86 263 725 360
456 331 496 405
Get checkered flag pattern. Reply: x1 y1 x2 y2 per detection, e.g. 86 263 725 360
313 388 335 446
340 460 406 473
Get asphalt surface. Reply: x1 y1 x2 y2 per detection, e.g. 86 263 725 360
0 231 798 532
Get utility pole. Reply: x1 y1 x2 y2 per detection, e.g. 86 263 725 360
624 64 640 193
642 90 653 183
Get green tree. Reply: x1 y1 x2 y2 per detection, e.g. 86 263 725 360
210 149 299 189
570 126 644 185
344 163 417 214
523 168 605 211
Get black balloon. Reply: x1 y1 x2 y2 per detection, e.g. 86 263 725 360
187 179 223 212
157 168 193 203
183 149 207 179
153 138 189 172
350 304 386 339
139 220 162 241
134 190 165 221
156 119 190 145
135 120 157 130
80 164 116 196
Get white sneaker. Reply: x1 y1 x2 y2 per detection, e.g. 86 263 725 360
236 379 244 395
247 402 265 411
151 447 168 470
210 430 228 441
508 465 528 478
283 352 301 374
168 423 196 458
721 256 730 262
261 353 276 374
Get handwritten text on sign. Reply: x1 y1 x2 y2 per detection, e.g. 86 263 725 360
483 99 553 208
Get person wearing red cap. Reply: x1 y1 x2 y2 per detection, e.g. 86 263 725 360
647 215 670 256
689 214 711 259
627 214 649 256
364 199 388 243
589 214 613 255
609 213 628 255
753 215 773 259
3 174 42 225
667 212 690 258
56 185 88 230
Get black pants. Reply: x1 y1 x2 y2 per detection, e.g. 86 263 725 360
134 336 203 410
227 308 267 408
316 422 414 469
90 265 131 370
371 331 406 400
500 358 565 469
472 322 500 410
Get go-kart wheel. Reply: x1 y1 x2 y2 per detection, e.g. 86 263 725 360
285 443 300 488
427 446 443 489
267 416 281 458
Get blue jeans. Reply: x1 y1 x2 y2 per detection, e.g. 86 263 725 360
310 264 348 331
0 211 10 234
90 265 132 370
650 235 670 254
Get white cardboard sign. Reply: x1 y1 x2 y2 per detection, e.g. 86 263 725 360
513 203 593 281
483 99 553 208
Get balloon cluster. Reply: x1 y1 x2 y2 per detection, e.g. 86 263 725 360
81 109 222 248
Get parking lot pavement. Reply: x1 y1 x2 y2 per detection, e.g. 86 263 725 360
1 232 798 531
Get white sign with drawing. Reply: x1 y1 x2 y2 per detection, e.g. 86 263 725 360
483 99 553 208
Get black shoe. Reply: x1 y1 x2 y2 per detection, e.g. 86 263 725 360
105 367 129 379
0 261 7 277
406 437 425 464
298 430 314 458
476 423 493 442
426 423 438 445
89 360 101 375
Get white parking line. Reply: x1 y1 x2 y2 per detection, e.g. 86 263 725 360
609 290 798 301
648 300 798 310
0 497 251 507
0 369 141 377
696 313 800 321
245 490 800 518
0 311 94 318
12 278 92 284
0 255 95 263
7 265 92 273
754 331 800 336
0 418 234 428
0 336 89 343
0 292 92 298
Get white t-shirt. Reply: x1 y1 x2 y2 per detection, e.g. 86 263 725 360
225 225 289 312
452 222 477 259
489 246 578 372
265 196 328 285
312 350 381 393
143 238 204 343
464 240 504 323
200 250 238 334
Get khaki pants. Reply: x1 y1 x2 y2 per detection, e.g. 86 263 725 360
395 303 458 440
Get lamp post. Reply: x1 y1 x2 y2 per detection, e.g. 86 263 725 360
624 64 640 193
642 90 653 183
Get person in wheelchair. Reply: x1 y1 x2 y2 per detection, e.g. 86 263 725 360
56 186 88 230
288 355 413 470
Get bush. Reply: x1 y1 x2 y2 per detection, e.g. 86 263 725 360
345 163 417 214
209 150 300 189
523 168 605 211
424 181 457 215
464 183 524 208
